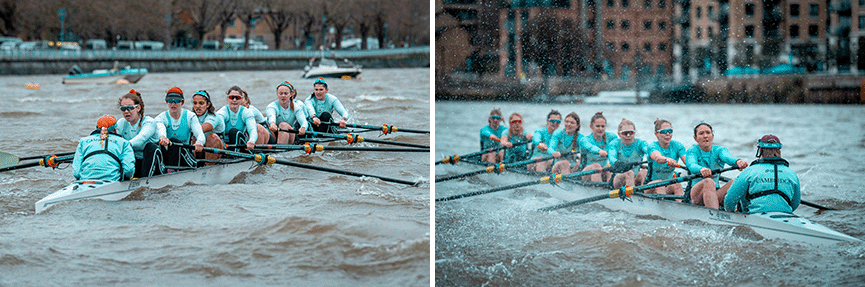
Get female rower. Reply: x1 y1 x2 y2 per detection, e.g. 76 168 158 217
500 112 532 163
115 89 163 178
216 86 258 151
240 89 274 145
265 81 309 144
526 110 561 172
685 122 748 209
479 108 506 163
645 119 687 198
579 112 618 182
154 87 205 169
549 112 582 175
609 118 649 189
190 90 225 161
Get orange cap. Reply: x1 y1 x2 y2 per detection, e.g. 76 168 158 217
97 114 117 129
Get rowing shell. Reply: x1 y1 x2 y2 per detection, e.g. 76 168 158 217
452 158 863 245
35 159 255 214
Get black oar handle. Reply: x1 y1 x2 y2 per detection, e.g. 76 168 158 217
434 151 574 183
282 129 429 149
435 141 530 165
19 151 75 161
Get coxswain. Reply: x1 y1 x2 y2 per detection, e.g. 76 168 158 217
724 135 800 213
216 86 258 151
685 122 748 209
305 78 350 133
155 87 205 168
115 89 164 178
73 115 135 181
266 81 309 144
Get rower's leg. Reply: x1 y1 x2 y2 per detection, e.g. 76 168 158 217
481 152 496 163
551 160 571 175
670 183 684 202
717 179 734 208
582 163 602 182
496 150 504 163
690 178 715 206
635 169 648 185
534 159 552 172
277 122 294 145
204 133 224 162
255 124 270 144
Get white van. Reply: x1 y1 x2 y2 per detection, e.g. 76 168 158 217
85 39 108 50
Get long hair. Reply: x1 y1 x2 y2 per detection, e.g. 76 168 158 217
118 91 145 126
591 112 606 142
566 112 580 151
653 118 671 131
277 81 296 111
508 112 523 137
193 90 216 116
488 108 502 126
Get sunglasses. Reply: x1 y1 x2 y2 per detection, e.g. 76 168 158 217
166 98 182 104
228 95 242 100
119 104 139 112
490 115 502 120
549 119 562 124
656 128 673 134
620 130 635 136
510 119 522 124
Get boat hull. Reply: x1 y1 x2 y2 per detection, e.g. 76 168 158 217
35 159 254 213
302 67 362 79
62 68 148 84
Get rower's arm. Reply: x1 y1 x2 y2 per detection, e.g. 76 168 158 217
189 113 206 145
330 95 350 121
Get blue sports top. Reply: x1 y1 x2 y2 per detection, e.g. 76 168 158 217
73 132 136 181
215 105 258 143
155 109 206 145
247 105 267 125
579 132 619 167
531 127 557 158
609 138 649 174
724 158 800 213
197 112 225 137
304 93 350 121
685 144 739 188
115 116 160 159
647 140 687 181
266 99 309 130
549 129 583 166
480 124 507 150
504 132 531 163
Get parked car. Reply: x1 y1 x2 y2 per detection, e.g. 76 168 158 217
0 37 22 50
18 41 51 50
85 39 108 50
202 40 220 50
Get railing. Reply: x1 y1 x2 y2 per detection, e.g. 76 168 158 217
0 46 430 61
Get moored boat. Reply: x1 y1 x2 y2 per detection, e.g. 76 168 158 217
302 57 362 79
442 157 862 245
62 65 147 84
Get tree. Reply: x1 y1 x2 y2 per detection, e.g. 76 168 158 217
0 0 17 36
216 0 238 50
177 0 235 49
262 0 296 50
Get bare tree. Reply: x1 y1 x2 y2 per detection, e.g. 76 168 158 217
296 1 324 50
262 0 297 50
177 0 234 49
236 0 262 50
216 0 238 50
0 0 18 36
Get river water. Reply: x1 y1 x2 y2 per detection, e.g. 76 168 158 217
0 68 430 285
435 102 865 286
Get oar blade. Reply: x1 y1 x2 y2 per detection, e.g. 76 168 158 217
0 151 20 168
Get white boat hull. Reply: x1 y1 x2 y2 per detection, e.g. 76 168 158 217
35 159 255 213
62 68 147 84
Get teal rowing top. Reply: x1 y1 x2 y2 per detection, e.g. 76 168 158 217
73 132 135 181
579 132 618 167
531 127 557 158
197 112 225 136
480 124 507 150
609 138 649 174
724 157 801 213
549 129 583 166
266 99 309 130
155 109 206 145
647 140 686 181
216 105 258 143
504 133 530 163
304 93 350 121
685 144 739 188
115 116 160 159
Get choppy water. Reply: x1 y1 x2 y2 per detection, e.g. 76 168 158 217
0 68 430 285
435 102 865 286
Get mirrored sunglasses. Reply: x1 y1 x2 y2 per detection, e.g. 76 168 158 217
166 98 182 104
620 130 635 136
228 95 242 100
119 104 139 112
656 128 673 134
490 115 502 120
549 119 562 124
510 119 522 124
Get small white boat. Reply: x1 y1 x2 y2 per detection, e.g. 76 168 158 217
35 159 254 213
582 90 649 104
62 65 147 84
444 158 862 245
302 57 362 79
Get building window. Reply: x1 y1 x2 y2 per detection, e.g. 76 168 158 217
708 6 714 19
696 26 702 39
708 27 713 38
745 3 755 17
607 42 616 51
623 0 629 7
659 21 667 30
644 21 652 30
588 0 595 5
790 24 800 38
608 0 614 7
790 4 800 17
608 20 615 30
860 16 865 30
659 43 667 51
645 0 651 8
622 20 630 30
659 0 665 8
588 19 595 29
644 42 652 51
622 42 630 51
745 25 754 37
809 24 819 37
810 4 819 17
697 6 702 19
657 65 666 75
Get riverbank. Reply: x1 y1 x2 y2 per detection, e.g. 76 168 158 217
0 47 429 75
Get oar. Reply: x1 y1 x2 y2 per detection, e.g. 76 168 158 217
718 175 837 210
538 166 737 212
252 143 428 153
435 151 576 183
435 140 530 165
280 129 429 149
1 151 75 168
435 160 644 202
0 154 75 173
343 123 429 134
184 145 420 186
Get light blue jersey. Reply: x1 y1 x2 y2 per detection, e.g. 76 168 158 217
579 132 619 167
73 132 135 181
480 124 507 150
155 109 206 145
197 112 225 137
685 144 739 188
115 116 160 159
647 140 686 181
531 127 557 158
216 105 258 143
304 93 350 121
609 138 649 174
549 129 583 166
504 132 531 163
724 158 800 214
248 105 267 125
266 99 309 130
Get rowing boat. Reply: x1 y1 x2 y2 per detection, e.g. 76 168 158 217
447 157 862 245
35 158 255 214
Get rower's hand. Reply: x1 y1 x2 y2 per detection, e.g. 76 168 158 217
598 150 608 157
502 140 513 148
246 141 256 151
298 127 306 135
339 118 347 128
537 143 548 151
159 137 171 147
312 117 320 126
193 142 204 153
552 151 561 158
489 134 500 142
269 123 279 132
665 158 679 168
736 159 748 170
700 167 712 177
